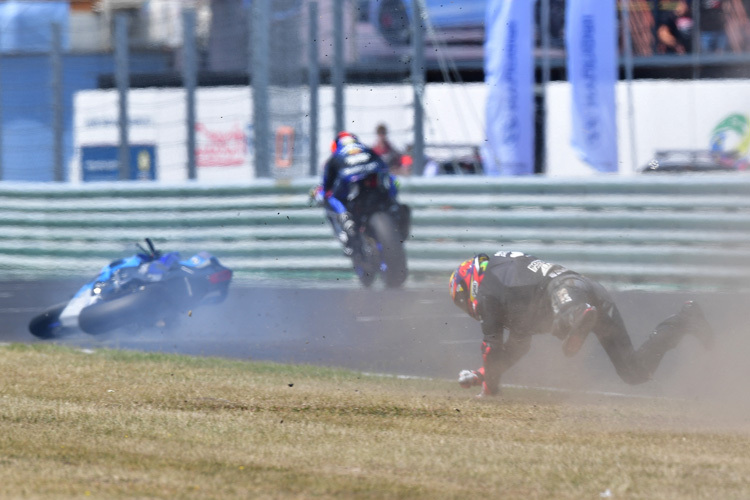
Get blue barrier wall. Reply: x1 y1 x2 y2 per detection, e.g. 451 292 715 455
0 52 170 181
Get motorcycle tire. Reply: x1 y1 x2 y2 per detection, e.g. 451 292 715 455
396 203 411 241
367 211 408 288
354 235 380 288
28 302 68 339
78 286 167 335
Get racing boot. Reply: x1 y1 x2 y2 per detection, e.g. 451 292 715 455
337 212 357 257
677 300 715 350
340 235 354 257
635 301 713 380
553 303 598 357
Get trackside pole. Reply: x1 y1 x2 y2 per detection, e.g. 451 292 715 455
183 8 198 180
411 0 425 175
252 0 271 178
114 12 130 180
52 22 64 182
621 0 638 174
309 2 320 176
333 0 345 134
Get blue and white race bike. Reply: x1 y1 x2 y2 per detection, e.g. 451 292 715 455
315 168 411 288
28 238 233 339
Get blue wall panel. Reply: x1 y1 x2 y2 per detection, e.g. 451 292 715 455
0 52 170 181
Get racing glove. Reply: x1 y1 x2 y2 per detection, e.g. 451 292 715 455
458 369 483 389
308 185 324 207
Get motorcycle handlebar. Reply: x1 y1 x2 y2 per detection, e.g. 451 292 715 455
136 238 160 259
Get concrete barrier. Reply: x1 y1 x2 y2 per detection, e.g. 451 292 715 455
1 174 749 290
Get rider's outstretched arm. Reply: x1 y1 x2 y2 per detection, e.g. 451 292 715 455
326 195 347 215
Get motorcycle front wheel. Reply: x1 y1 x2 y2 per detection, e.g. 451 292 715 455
367 211 408 288
28 302 68 339
78 286 167 335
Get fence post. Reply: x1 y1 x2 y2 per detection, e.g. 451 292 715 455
252 0 271 178
622 0 638 175
114 12 130 180
411 0 425 175
0 49 3 180
538 0 551 174
183 8 198 180
0 51 5 181
308 2 320 177
692 0 701 79
333 0 345 134
51 22 64 182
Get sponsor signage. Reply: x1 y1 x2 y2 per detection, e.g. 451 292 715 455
81 145 156 182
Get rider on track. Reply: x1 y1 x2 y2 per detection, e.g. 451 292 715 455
312 131 406 257
450 251 715 397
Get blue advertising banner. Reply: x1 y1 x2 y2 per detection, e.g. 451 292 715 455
484 0 535 176
565 0 618 172
81 145 157 182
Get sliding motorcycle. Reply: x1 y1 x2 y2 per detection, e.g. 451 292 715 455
29 238 233 338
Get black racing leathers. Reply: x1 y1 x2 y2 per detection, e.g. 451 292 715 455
322 144 390 202
321 143 397 249
473 251 702 394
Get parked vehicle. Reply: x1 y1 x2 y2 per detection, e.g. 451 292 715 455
368 0 486 45
639 150 748 173
28 238 233 339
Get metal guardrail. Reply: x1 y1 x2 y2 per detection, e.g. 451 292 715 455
1 174 750 291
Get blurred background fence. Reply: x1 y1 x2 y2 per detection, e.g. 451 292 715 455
3 1 750 290
2 175 750 291
3 0 750 181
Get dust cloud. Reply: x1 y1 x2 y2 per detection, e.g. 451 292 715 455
497 289 750 429
25 280 750 430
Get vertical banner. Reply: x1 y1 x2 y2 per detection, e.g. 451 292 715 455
565 0 619 172
484 0 535 175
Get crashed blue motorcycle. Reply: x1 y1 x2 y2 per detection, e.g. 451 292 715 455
28 238 233 339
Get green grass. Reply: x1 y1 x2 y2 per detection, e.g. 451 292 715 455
1 343 749 499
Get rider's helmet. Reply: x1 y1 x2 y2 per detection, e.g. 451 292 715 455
330 131 360 153
449 254 489 319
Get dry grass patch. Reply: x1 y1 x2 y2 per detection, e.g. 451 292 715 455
0 343 749 499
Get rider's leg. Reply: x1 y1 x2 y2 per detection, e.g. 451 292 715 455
326 197 357 256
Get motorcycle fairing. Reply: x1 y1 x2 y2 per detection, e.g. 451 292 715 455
59 255 145 327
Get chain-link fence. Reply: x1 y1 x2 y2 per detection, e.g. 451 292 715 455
3 0 750 182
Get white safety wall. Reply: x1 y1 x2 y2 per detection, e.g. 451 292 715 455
72 83 487 182
73 86 254 183
73 79 750 180
546 79 750 177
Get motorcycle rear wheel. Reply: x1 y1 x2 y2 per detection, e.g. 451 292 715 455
353 235 380 288
28 302 68 339
367 211 408 288
78 286 167 335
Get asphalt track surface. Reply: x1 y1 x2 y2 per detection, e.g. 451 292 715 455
3 279 750 405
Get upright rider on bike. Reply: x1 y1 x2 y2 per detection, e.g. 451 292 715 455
311 131 409 257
